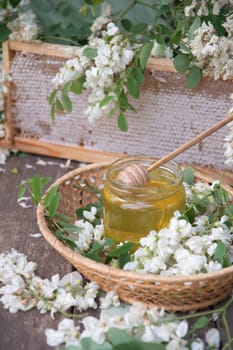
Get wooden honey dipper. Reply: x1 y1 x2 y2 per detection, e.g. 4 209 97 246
117 114 233 186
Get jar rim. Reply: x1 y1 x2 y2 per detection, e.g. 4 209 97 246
106 155 183 194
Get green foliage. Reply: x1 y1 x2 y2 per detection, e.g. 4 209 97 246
192 316 209 330
83 47 98 59
173 54 190 74
1 0 22 8
214 241 231 267
185 66 202 89
183 167 195 185
117 114 128 132
139 42 153 70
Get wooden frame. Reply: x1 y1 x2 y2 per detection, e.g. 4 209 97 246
1 40 232 170
0 40 174 163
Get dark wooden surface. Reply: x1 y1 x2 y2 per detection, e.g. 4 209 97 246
0 153 233 350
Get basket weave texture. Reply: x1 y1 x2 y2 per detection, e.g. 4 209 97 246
37 162 233 312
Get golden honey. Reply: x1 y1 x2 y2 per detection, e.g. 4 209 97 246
103 157 185 244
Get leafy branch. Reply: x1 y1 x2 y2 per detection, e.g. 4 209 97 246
18 175 82 249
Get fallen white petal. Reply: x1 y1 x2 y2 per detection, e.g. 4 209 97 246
30 233 42 238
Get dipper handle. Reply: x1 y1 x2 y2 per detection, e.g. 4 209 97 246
147 114 233 173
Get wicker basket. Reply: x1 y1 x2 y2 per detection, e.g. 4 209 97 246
37 162 233 312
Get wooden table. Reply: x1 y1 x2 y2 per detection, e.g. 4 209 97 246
0 153 233 350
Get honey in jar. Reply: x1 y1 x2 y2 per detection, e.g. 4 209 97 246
103 156 186 244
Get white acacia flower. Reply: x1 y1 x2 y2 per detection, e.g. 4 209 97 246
100 291 120 309
8 10 40 42
1 294 26 313
106 22 119 36
45 328 65 347
175 320 188 338
0 275 25 294
81 316 107 344
185 236 204 254
59 271 83 287
205 328 220 348
83 206 97 222
74 219 94 251
191 338 204 350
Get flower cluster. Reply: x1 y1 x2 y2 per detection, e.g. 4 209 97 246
186 17 233 80
7 9 40 43
0 248 100 316
124 211 232 275
45 302 220 350
52 17 135 124
123 181 233 275
0 248 223 349
74 209 104 252
184 0 233 17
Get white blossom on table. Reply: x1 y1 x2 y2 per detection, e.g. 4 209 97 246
0 248 100 316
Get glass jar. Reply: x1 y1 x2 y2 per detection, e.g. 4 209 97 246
103 156 186 245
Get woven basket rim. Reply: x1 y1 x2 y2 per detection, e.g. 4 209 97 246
37 161 233 284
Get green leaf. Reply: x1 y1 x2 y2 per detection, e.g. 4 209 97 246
118 114 128 132
183 167 194 185
131 22 148 34
49 89 57 105
83 47 98 60
9 0 21 7
139 42 153 70
121 19 132 32
70 77 85 94
1 0 7 9
54 230 77 249
127 77 140 99
56 98 64 112
114 342 166 350
173 54 190 74
223 255 231 268
107 328 135 345
99 95 114 108
58 221 83 234
214 241 227 265
192 316 209 330
61 91 72 113
31 175 42 205
119 252 131 268
131 66 145 85
40 177 52 188
48 192 61 217
83 0 104 5
44 185 59 208
65 345 82 350
81 337 112 350
50 103 55 122
184 206 195 224
212 185 224 204
18 185 26 199
108 242 134 258
188 17 201 40
118 91 135 112
62 81 72 95
84 241 104 263
195 197 209 214
0 23 10 41
185 66 202 89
